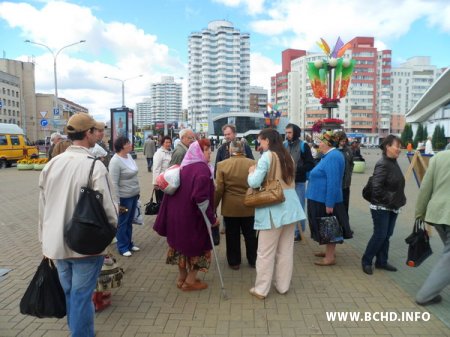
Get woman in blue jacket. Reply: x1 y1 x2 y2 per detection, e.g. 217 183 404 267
306 132 353 266
247 128 305 299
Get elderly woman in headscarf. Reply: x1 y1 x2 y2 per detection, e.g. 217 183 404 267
153 139 218 291
306 132 353 266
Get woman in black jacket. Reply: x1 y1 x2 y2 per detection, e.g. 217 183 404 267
361 135 406 275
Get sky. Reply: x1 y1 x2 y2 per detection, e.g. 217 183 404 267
1 0 450 122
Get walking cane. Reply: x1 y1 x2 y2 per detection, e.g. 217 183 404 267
197 200 228 300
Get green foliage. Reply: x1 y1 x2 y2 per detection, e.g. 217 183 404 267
401 123 413 148
413 123 424 148
431 125 439 149
436 125 446 150
423 126 428 140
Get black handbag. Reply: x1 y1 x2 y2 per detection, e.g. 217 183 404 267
20 257 66 318
405 219 432 267
64 158 117 255
317 215 344 245
362 176 373 202
144 190 160 215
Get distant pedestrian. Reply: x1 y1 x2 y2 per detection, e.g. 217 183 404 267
153 136 173 203
247 128 305 299
334 131 354 214
143 135 156 172
415 150 450 305
361 135 406 275
215 140 257 270
109 136 141 257
47 132 62 161
425 136 434 155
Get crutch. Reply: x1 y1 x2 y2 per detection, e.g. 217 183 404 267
197 200 228 300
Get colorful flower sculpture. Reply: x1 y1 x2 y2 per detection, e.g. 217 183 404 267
263 103 281 127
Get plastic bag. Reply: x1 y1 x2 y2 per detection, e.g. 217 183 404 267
156 165 181 195
20 257 66 318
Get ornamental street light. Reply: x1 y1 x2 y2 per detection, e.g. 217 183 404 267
104 75 143 107
25 39 86 130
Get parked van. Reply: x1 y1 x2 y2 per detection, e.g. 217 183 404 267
0 123 38 168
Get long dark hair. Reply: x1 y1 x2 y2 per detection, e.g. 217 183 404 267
259 128 294 184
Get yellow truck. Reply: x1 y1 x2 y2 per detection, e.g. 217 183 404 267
0 123 38 168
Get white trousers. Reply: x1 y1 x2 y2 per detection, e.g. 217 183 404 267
254 223 295 296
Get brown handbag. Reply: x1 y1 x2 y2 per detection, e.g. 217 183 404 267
244 152 285 208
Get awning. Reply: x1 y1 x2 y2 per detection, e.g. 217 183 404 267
346 133 366 138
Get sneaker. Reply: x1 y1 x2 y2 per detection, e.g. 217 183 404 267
416 295 442 306
294 234 301 242
122 251 132 257
131 246 140 252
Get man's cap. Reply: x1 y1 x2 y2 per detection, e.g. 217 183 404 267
94 121 107 130
65 113 96 133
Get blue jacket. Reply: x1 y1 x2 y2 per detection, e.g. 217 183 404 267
247 151 305 230
306 148 344 208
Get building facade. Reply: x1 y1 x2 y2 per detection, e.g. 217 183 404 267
271 49 306 116
391 57 443 134
249 86 267 113
136 99 152 129
0 58 37 141
188 20 250 131
150 76 182 129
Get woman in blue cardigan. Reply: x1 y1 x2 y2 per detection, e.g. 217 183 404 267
306 132 353 266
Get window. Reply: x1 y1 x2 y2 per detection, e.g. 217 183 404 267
0 135 7 145
10 135 20 145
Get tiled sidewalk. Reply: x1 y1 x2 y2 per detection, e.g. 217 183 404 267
0 149 448 336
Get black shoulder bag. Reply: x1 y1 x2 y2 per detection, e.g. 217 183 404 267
64 158 117 255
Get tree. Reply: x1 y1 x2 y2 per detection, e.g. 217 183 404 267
431 124 439 150
423 126 428 140
401 123 413 147
436 125 446 150
413 123 424 148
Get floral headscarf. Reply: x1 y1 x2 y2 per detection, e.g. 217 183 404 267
180 141 214 178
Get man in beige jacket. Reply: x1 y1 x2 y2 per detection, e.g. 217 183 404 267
215 140 257 269
38 113 117 337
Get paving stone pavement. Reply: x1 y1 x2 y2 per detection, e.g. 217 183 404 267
0 148 449 337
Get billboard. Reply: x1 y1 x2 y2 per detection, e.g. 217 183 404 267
110 107 134 151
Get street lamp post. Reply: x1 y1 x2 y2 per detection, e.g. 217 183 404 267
104 75 143 107
25 39 86 131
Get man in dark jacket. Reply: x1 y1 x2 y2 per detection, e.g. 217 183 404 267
214 124 254 175
335 131 354 214
284 123 315 241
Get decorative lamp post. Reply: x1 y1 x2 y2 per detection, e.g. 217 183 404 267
104 75 143 107
263 103 281 128
25 39 86 131
307 37 355 133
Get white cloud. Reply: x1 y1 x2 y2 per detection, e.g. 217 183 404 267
213 0 265 15
244 0 450 50
250 52 279 94
0 1 186 121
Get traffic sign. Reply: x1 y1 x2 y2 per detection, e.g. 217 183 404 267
0 101 2 108
53 108 60 115
39 111 47 118
40 119 48 127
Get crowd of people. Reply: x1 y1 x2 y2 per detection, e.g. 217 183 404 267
37 114 449 336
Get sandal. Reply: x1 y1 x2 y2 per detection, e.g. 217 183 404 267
181 281 208 291
176 278 202 289
249 287 265 300
314 259 336 266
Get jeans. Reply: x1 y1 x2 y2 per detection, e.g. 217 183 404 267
55 256 104 337
117 195 138 254
224 216 257 266
294 182 306 235
416 224 450 303
146 157 153 171
362 209 398 266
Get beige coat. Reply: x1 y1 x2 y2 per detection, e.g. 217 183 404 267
38 146 118 259
215 155 256 217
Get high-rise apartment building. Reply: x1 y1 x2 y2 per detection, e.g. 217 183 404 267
289 37 392 142
391 57 443 116
271 49 306 116
249 86 268 113
188 20 250 130
150 76 182 127
136 99 152 128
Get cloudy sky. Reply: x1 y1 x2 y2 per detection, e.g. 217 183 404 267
1 0 449 121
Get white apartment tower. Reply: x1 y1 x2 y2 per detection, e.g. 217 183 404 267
188 20 250 129
391 57 443 116
150 76 182 125
136 98 152 128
